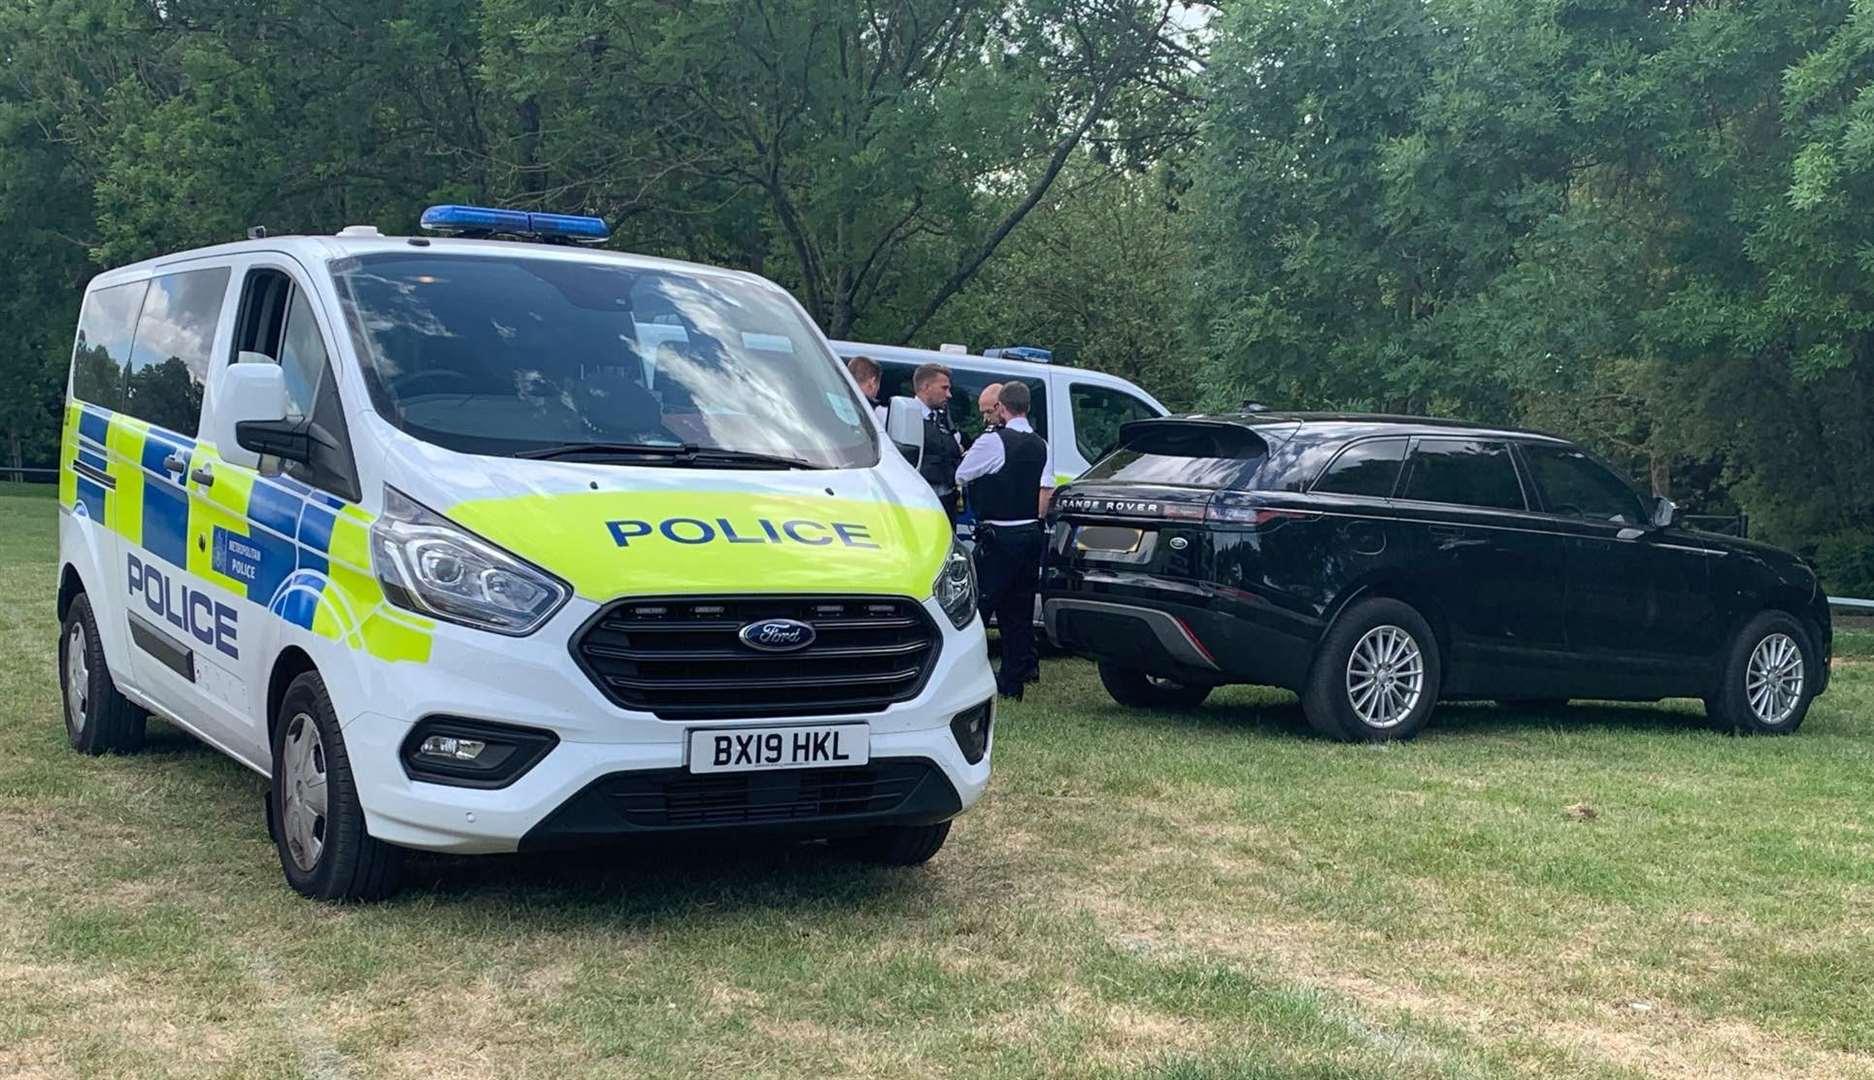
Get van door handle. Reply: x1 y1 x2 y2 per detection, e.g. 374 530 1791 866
162 452 188 475
189 462 215 487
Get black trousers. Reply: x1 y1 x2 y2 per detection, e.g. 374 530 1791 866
974 523 1045 691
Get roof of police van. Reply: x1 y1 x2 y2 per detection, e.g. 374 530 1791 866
95 230 771 287
828 338 1127 387
1143 410 1571 444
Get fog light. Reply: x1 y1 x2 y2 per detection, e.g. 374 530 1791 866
950 700 993 765
400 718 559 789
417 735 486 761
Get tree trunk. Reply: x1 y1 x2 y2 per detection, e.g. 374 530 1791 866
6 427 22 485
1649 453 1670 498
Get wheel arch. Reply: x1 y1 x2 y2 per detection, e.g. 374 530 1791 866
266 646 320 747
1322 576 1452 662
57 563 86 622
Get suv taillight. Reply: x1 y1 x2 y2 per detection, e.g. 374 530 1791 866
1204 505 1319 527
1202 490 1320 527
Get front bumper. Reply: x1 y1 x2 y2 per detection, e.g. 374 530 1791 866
335 595 995 853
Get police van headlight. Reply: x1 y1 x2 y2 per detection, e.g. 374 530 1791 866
371 487 569 636
933 539 977 630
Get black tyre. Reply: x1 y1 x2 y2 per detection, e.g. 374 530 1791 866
58 593 147 755
1705 611 1817 735
271 671 402 901
850 821 951 866
1097 662 1213 709
1303 598 1443 742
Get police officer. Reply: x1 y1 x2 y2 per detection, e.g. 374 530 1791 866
976 383 1004 434
846 354 886 426
911 362 963 521
956 381 1054 699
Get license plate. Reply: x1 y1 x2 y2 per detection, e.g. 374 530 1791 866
1076 525 1144 554
687 724 870 774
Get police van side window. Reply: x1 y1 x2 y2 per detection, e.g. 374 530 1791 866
122 267 231 435
1070 383 1157 464
232 269 360 501
71 280 150 411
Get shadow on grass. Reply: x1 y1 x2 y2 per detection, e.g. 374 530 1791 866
1088 691 1710 744
388 833 953 919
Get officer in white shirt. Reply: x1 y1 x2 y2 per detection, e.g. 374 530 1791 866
912 363 963 521
956 380 1054 698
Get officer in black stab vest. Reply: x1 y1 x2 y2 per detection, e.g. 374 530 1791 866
911 362 963 522
956 380 1055 699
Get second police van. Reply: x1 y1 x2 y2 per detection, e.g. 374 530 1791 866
829 341 1169 494
55 206 995 900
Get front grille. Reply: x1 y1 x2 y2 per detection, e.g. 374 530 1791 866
599 761 934 828
572 595 941 720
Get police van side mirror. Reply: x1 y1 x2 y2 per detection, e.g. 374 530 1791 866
886 396 925 466
210 360 291 469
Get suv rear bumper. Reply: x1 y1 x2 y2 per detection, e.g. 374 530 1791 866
1043 589 1316 690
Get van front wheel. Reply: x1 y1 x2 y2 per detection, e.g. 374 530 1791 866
271 671 402 901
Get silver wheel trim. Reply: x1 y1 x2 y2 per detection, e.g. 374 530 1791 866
281 712 329 873
65 622 90 735
1746 632 1804 726
1146 675 1189 691
1346 624 1425 729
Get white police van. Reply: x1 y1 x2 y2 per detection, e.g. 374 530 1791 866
55 206 994 900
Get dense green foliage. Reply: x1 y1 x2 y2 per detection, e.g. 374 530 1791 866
7 0 1874 589
0 0 1199 467
1196 0 1874 591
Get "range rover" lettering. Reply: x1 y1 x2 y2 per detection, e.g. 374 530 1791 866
1061 498 1162 515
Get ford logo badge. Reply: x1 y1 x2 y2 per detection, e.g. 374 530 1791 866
738 618 816 652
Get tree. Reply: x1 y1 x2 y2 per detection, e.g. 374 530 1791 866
915 162 1202 409
477 0 1204 338
1195 0 1874 590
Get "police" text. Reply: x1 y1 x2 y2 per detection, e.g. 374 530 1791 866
607 517 879 549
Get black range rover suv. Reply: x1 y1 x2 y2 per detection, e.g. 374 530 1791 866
1041 413 1833 741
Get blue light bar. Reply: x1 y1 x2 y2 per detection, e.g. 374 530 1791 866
984 345 1052 364
418 205 610 244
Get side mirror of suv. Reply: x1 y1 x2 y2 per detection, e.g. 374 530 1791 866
886 396 925 466
210 359 289 469
1651 495 1680 530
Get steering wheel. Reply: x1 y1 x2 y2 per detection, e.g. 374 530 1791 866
388 369 470 398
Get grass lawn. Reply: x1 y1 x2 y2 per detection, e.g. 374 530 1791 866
2 480 1872 1078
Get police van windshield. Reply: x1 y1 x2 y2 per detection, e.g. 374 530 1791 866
331 253 877 469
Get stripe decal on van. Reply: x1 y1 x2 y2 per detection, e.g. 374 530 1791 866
62 402 433 663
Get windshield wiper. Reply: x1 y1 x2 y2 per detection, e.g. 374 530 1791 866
513 442 821 470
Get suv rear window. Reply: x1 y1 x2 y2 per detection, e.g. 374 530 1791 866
1081 423 1268 489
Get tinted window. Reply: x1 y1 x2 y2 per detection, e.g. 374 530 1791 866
1398 439 1524 510
70 281 149 410
121 268 230 434
1081 423 1268 489
876 361 1047 446
334 254 875 467
1071 383 1158 464
1523 442 1645 525
1313 438 1407 498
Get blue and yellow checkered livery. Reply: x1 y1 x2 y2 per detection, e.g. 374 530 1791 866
62 403 434 662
